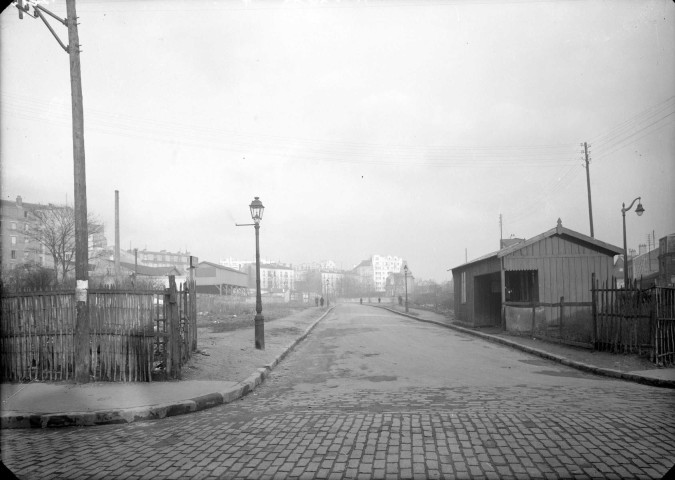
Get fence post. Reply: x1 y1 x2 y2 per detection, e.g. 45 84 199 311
166 275 181 379
591 273 597 348
191 279 197 352
559 296 564 339
650 307 656 364
531 303 536 337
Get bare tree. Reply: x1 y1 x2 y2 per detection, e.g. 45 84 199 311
24 204 104 283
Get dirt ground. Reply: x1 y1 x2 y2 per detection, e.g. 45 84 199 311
181 307 327 382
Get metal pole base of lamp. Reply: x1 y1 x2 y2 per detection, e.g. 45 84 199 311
255 314 265 350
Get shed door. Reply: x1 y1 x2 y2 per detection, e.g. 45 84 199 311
473 272 501 326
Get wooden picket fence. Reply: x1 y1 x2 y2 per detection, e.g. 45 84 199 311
0 276 197 382
653 286 675 366
592 277 675 366
0 290 76 382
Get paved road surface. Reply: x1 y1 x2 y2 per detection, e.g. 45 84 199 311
2 304 674 479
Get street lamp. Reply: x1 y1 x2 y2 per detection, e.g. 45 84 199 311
236 197 265 349
403 265 409 313
621 197 645 289
250 197 265 349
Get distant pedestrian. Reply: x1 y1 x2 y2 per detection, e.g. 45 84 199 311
315 297 319 307
320 297 324 307
398 295 403 306
378 297 381 304
360 298 363 305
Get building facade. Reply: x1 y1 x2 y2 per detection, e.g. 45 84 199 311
658 234 675 287
246 263 295 292
131 248 191 274
372 255 404 292
0 196 47 271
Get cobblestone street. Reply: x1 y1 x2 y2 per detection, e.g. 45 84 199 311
2 305 674 479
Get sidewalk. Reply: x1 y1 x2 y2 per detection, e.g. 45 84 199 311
0 306 334 429
377 304 675 389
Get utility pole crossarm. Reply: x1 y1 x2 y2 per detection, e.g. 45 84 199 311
15 1 69 53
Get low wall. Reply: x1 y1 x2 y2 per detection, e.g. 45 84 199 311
504 303 593 347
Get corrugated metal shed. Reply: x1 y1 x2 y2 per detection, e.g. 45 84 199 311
451 219 622 328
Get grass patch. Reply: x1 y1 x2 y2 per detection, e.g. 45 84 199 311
197 301 316 333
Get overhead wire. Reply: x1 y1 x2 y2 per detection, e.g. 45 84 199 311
1 91 580 168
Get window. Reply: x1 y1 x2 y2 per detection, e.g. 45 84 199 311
11 250 16 259
505 270 539 302
461 272 466 304
11 236 17 245
11 222 16 230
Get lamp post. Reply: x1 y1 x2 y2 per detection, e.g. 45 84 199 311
621 197 645 289
236 197 265 349
250 197 265 349
403 265 409 313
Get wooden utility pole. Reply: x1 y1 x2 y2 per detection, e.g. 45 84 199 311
17 0 91 382
583 142 594 238
68 0 90 383
499 214 503 249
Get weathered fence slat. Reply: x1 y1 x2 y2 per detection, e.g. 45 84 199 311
1 281 197 383
592 280 674 365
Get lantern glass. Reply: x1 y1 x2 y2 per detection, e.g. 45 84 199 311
250 197 264 224
635 202 645 216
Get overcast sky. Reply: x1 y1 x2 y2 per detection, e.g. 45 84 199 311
1 0 673 282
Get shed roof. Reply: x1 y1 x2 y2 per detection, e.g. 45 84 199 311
119 261 182 277
450 219 622 272
197 261 247 275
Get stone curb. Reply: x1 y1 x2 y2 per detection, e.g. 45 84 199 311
376 305 675 390
0 307 334 429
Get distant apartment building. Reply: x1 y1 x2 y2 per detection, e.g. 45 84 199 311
296 260 338 272
0 196 49 271
351 254 406 293
246 262 295 292
130 248 191 274
322 270 344 296
659 234 675 287
1 195 108 277
371 254 405 292
354 258 374 292
220 257 280 271
219 257 249 271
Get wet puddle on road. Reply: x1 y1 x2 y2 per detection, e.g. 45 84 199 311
361 375 398 382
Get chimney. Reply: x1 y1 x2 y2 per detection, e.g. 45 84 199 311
638 243 647 256
16 195 22 207
115 190 120 276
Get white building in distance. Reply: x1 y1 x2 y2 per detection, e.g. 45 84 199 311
370 254 405 292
